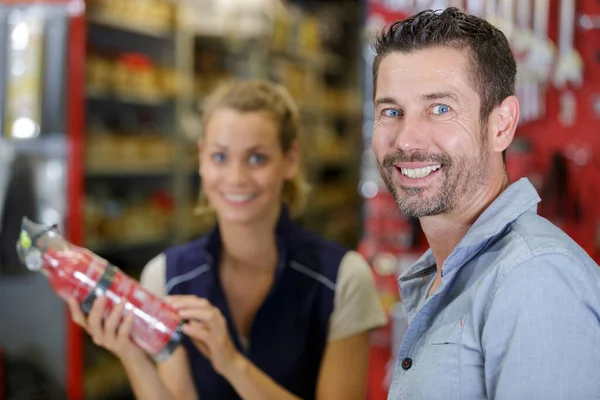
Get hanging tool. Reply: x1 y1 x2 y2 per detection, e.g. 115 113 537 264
465 0 484 16
579 14 600 30
553 0 583 88
513 0 534 122
512 0 533 54
485 0 500 27
593 96 600 118
524 0 554 120
553 0 583 127
558 90 577 126
499 0 515 41
431 0 449 10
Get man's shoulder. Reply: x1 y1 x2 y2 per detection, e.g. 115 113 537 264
511 212 595 262
489 211 600 282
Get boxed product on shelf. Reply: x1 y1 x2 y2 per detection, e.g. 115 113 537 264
177 0 272 38
322 87 362 116
271 3 322 56
88 0 174 34
85 189 174 249
86 54 113 94
112 53 164 101
85 134 175 172
87 52 179 101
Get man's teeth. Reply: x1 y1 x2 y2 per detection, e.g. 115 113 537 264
224 194 254 202
400 165 441 179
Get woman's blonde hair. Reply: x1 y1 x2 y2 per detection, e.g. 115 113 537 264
194 79 311 220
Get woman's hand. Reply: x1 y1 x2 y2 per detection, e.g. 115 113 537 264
166 295 244 377
67 295 147 364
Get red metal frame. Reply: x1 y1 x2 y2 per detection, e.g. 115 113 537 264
66 8 86 400
5 2 86 398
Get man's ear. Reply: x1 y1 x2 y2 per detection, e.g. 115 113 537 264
488 95 519 153
285 140 301 179
197 139 204 153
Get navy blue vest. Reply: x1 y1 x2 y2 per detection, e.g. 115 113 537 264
164 207 348 399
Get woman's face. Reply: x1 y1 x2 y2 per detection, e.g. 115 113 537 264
199 108 298 226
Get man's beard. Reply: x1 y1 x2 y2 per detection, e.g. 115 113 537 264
376 136 491 218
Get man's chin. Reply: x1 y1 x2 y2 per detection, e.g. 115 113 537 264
394 193 447 218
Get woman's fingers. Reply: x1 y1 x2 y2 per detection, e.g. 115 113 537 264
183 320 210 340
117 308 134 342
178 307 217 323
67 297 88 329
104 300 126 343
165 295 211 310
88 296 107 345
183 321 211 355
66 296 144 361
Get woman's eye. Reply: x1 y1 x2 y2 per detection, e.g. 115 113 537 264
432 104 451 115
211 153 226 163
249 154 266 165
383 109 401 117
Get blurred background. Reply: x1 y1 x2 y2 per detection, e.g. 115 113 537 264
0 0 599 399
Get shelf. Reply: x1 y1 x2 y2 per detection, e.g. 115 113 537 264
86 88 173 107
306 150 357 167
301 108 362 121
86 165 174 177
88 12 173 39
86 163 198 177
87 235 172 254
269 48 345 71
84 352 131 400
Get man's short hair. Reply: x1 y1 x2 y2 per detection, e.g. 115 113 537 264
372 7 517 128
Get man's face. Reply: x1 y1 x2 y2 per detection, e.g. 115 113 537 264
372 47 492 218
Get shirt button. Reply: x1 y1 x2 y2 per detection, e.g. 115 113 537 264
401 357 412 370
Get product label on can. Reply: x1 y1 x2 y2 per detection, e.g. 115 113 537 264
102 265 182 359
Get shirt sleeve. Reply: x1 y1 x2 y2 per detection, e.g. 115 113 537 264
482 253 600 399
327 250 388 342
139 253 167 298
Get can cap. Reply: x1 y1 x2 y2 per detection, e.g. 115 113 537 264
16 217 55 271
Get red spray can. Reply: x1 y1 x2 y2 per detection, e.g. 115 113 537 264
16 217 183 361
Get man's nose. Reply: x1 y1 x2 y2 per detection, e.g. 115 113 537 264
394 116 430 152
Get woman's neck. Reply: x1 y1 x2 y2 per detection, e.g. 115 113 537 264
218 206 281 272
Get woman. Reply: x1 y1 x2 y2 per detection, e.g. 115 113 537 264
68 80 387 399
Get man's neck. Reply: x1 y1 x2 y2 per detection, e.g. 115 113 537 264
421 171 509 274
217 207 280 272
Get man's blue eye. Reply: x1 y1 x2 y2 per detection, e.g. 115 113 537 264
212 153 226 163
384 109 401 117
432 105 451 115
249 154 266 165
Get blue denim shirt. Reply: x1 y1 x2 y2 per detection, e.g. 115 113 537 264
388 178 600 400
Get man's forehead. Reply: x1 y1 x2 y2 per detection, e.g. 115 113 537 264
376 50 476 102
381 46 469 70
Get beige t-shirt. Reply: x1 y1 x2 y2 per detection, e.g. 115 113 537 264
140 250 388 343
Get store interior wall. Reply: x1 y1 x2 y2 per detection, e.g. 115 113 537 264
1 0 600 399
1 1 365 399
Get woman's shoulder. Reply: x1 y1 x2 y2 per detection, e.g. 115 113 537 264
287 223 363 284
140 233 216 297
163 234 212 258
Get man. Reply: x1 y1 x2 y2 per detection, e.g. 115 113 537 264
371 7 600 400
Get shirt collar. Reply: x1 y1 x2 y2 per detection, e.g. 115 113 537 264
456 177 540 248
401 178 541 280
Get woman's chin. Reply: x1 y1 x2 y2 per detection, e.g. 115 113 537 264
216 202 275 226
